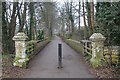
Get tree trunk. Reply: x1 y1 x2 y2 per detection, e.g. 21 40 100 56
91 1 94 33
2 2 9 54
0 2 2 55
61 11 65 36
8 2 18 54
78 1 81 40
78 1 80 30
86 1 92 35
70 2 74 34
82 1 87 39
29 2 34 40
19 2 27 32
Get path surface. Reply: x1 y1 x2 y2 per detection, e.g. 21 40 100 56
23 36 95 78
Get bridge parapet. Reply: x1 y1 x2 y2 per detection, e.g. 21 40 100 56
13 32 28 68
89 33 106 68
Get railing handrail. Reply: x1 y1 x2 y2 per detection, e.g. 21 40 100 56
67 39 92 55
67 39 80 44
84 46 92 51
80 40 92 55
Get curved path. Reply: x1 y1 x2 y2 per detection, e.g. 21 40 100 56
23 36 95 78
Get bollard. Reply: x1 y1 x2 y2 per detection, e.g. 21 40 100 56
57 43 63 69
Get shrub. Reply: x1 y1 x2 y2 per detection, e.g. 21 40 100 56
37 30 44 40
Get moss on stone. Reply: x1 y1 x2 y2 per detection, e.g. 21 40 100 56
90 57 107 68
90 58 102 68
13 55 29 68
90 51 107 68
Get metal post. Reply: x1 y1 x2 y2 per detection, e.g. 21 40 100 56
57 43 63 69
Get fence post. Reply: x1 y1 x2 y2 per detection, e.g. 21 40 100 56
83 43 85 55
89 33 106 68
12 32 28 67
85 42 87 55
57 43 63 69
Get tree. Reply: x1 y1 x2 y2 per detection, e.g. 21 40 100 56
86 0 92 35
78 1 81 31
91 0 95 33
82 0 87 39
2 2 9 54
59 8 65 36
0 1 2 54
40 2 56 37
18 2 27 32
2 2 19 54
63 1 75 38
29 2 37 40
2 2 28 54
95 2 120 65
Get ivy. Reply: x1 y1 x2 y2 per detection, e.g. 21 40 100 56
37 29 44 40
95 2 120 46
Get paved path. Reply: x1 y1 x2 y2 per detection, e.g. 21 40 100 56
23 36 95 78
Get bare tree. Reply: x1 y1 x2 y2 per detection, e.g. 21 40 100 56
78 1 81 30
18 2 27 32
40 2 56 37
86 0 92 35
91 0 95 33
82 0 87 39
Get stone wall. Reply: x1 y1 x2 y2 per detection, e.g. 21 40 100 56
104 46 119 64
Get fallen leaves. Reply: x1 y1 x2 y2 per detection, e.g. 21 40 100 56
89 66 120 78
2 57 29 78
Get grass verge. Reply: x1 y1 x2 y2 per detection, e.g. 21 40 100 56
64 39 83 55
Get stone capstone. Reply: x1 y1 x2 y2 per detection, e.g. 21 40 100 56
89 33 106 41
13 32 28 41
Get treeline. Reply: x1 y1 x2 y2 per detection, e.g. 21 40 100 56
95 2 120 46
2 2 56 54
58 1 120 46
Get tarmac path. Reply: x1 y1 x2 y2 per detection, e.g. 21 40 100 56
23 36 95 78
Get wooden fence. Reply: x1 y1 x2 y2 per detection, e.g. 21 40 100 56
80 40 92 57
66 39 92 60
76 39 119 65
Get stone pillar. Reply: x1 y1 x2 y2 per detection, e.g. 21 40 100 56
89 33 106 68
13 32 28 67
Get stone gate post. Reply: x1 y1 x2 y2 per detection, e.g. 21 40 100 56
12 32 28 67
89 33 106 68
